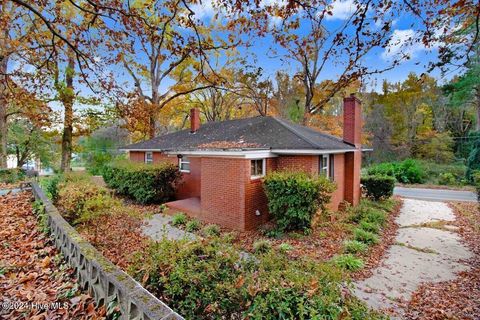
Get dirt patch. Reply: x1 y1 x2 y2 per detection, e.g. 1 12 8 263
0 191 105 319
77 205 149 270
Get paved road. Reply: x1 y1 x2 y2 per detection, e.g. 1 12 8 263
394 187 477 202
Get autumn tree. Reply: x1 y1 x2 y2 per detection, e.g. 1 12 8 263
268 1 405 124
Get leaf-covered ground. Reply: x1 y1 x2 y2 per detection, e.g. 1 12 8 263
404 201 480 319
76 205 149 270
0 191 105 319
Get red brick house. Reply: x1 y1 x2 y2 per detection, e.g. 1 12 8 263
122 95 363 231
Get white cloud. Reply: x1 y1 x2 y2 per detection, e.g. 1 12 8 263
381 29 426 60
190 0 215 19
269 16 283 29
260 0 289 8
326 0 356 20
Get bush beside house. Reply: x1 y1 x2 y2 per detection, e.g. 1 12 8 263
263 171 336 231
102 160 181 204
361 175 395 200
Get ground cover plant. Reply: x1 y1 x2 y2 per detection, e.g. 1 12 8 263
128 235 386 320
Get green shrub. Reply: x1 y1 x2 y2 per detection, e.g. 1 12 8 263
364 210 387 226
253 240 272 254
438 172 457 185
171 213 187 226
41 174 64 202
263 171 336 231
343 240 368 254
57 180 108 223
353 228 379 245
359 220 380 234
129 237 243 319
473 171 480 204
185 219 201 232
203 224 220 237
102 160 181 204
0 168 25 183
361 175 395 200
129 237 375 319
333 254 364 271
76 193 121 224
278 243 293 253
466 138 480 182
366 159 424 184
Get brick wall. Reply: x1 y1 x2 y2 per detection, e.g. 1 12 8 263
343 95 362 148
130 151 358 230
344 150 361 205
130 151 146 163
329 153 345 210
177 157 201 199
276 155 319 174
200 157 247 230
243 158 276 230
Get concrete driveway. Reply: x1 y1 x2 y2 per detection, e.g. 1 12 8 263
354 198 473 317
394 187 477 202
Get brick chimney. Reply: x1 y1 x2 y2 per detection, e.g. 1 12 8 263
343 94 362 206
343 94 362 148
190 108 200 133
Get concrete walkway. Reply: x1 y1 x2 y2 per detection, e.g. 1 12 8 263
354 198 473 317
142 214 196 241
394 187 476 202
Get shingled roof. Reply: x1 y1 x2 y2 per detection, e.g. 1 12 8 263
121 116 355 152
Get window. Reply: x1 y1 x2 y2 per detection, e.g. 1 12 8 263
251 159 265 179
145 152 153 164
319 154 335 181
179 156 190 172
319 154 328 176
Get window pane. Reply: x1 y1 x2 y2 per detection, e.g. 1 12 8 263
251 159 264 177
182 162 190 171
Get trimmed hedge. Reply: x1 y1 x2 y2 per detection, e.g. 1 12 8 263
102 160 181 204
0 168 25 183
361 175 395 200
263 171 336 231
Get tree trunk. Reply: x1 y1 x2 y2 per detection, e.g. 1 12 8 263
60 50 75 172
0 55 8 169
148 114 155 139
476 89 480 132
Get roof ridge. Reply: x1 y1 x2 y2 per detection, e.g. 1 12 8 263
271 117 321 149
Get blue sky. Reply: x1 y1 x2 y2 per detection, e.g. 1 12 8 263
186 0 455 92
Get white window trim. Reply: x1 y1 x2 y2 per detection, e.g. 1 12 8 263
251 158 266 180
179 156 191 173
145 151 153 164
320 154 329 176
